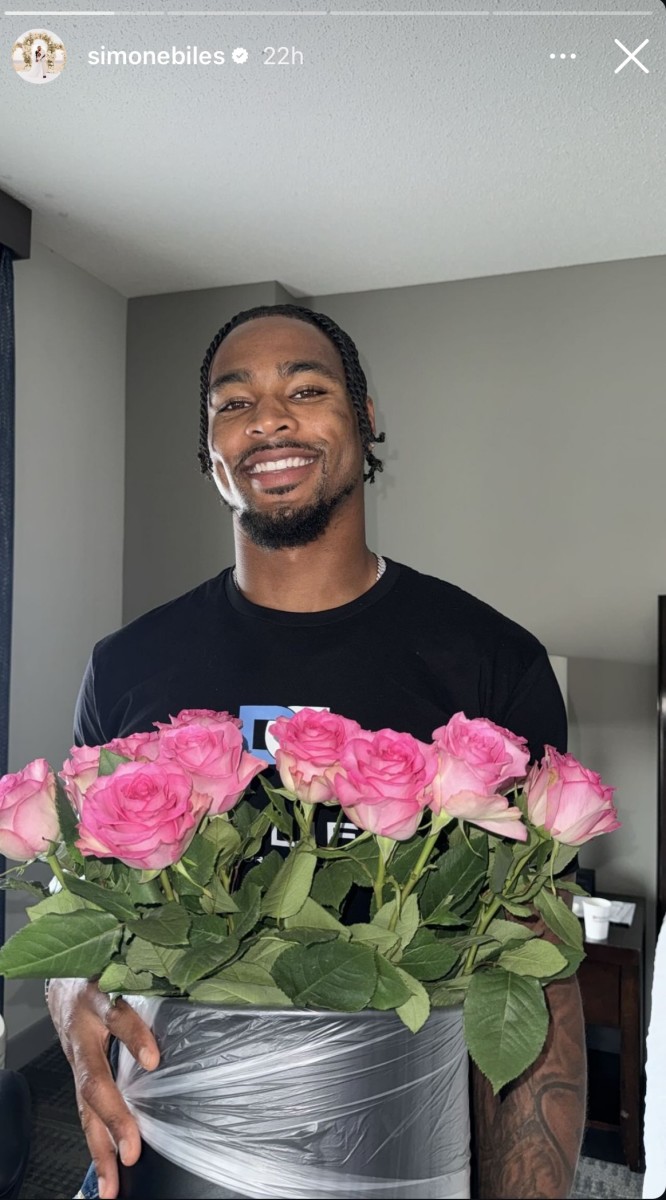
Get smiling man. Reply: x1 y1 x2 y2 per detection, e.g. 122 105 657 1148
49 304 585 1200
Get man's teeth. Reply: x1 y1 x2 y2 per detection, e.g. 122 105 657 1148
249 457 314 474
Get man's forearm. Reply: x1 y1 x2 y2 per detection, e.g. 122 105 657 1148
471 973 587 1199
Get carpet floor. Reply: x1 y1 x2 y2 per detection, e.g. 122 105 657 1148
17 1040 646 1200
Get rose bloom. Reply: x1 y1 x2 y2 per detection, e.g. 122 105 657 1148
106 731 161 762
76 760 202 870
525 746 620 846
433 713 530 792
154 708 242 731
60 744 101 813
0 759 60 861
334 728 437 841
156 721 265 815
268 709 362 805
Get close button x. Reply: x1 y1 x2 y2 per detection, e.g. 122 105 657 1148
614 39 650 74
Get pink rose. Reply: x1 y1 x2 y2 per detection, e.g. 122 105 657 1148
268 709 362 805
432 713 530 792
429 786 528 841
525 746 620 846
0 759 60 861
60 745 101 813
154 708 242 731
333 729 437 841
156 721 265 815
76 760 201 870
105 731 161 762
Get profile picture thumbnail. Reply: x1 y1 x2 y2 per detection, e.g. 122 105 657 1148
12 29 66 85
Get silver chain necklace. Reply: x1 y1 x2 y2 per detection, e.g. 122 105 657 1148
232 554 386 593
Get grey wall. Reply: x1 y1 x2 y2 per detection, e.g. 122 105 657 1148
123 258 665 969
123 281 299 622
7 242 126 1061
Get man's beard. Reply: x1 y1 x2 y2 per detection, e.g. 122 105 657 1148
236 479 356 550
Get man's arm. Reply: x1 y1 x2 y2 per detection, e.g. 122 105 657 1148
471 884 587 1199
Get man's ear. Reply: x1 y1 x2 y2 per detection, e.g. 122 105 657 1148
365 396 377 437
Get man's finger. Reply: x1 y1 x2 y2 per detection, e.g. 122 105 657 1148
76 1095 119 1200
92 991 160 1070
73 1044 142 1170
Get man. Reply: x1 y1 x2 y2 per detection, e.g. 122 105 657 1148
48 304 585 1200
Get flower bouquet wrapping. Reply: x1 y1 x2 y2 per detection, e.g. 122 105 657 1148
0 708 619 1199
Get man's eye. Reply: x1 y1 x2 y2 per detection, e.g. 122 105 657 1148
216 399 248 412
292 388 324 399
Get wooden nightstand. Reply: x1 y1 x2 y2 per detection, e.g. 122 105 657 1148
577 891 645 1172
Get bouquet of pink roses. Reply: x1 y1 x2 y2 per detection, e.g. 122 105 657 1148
0 707 619 1092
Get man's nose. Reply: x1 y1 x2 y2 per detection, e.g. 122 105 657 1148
245 396 297 437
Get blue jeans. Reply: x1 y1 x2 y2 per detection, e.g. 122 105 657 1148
79 1162 99 1199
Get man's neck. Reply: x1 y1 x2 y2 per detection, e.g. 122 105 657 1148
232 534 379 613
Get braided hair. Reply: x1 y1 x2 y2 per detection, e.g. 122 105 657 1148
198 304 385 484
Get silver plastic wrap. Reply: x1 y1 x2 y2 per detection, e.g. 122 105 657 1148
117 999 471 1200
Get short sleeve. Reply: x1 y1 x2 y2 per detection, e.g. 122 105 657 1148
72 648 106 747
501 650 568 763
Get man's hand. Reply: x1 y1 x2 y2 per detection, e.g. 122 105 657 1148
47 978 160 1200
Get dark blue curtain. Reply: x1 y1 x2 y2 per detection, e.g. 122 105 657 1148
0 244 16 1016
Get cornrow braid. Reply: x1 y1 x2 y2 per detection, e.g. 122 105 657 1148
198 303 385 484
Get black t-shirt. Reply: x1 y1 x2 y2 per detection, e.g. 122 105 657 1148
74 556 566 760
73 558 569 891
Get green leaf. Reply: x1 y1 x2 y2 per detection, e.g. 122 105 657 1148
97 962 154 993
169 937 239 989
501 899 533 919
126 937 185 977
126 902 191 946
0 876 49 899
276 928 338 945
272 941 377 1011
202 817 242 866
231 880 262 939
388 837 431 886
180 833 218 887
486 919 535 945
98 748 131 776
372 894 420 951
261 847 317 920
190 961 292 1007
429 981 469 1007
189 914 230 946
489 842 513 895
550 843 579 877
317 836 379 886
499 939 567 978
54 779 80 849
394 967 430 1033
28 889 90 921
63 875 137 922
311 861 354 911
464 968 549 1094
534 888 583 951
400 930 459 981
549 943 585 980
128 874 164 905
371 952 414 1010
241 936 291 970
243 850 283 894
421 840 487 922
0 910 121 979
283 897 350 938
348 924 400 955
199 874 239 915
555 880 588 897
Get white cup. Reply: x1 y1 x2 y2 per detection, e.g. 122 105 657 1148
582 897 612 942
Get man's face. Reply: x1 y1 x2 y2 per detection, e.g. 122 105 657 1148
207 316 373 549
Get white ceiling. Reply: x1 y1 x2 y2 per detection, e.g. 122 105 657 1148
1 1 664 298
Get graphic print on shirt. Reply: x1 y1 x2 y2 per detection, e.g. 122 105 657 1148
238 703 359 850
